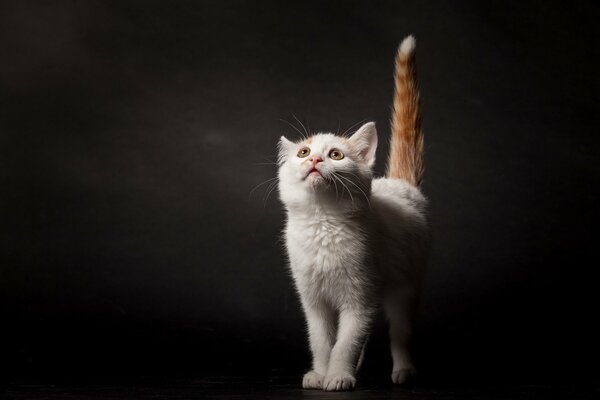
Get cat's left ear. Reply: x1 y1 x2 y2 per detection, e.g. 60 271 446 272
348 122 377 167
278 136 295 164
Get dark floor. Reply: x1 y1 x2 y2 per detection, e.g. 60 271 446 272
3 377 599 400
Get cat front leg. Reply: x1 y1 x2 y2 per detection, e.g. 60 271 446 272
302 301 336 389
323 307 372 391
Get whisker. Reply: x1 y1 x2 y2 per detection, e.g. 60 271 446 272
249 176 278 199
279 118 306 140
337 174 371 208
332 173 354 206
341 119 368 137
339 170 370 187
332 175 339 201
292 114 310 138
339 170 369 186
263 179 279 206
325 175 340 201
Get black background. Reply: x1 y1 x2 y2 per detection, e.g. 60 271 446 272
1 0 598 385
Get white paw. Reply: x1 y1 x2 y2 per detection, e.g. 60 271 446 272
391 368 416 385
302 371 324 389
323 373 356 391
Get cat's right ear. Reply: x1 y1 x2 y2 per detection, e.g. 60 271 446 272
278 136 295 164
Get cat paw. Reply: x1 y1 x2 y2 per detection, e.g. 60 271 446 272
302 371 324 389
323 373 356 391
391 368 416 385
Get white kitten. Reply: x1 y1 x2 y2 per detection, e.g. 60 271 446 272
277 35 429 391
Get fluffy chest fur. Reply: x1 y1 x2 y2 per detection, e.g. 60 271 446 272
285 208 376 308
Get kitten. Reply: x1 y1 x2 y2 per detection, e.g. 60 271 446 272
277 36 429 391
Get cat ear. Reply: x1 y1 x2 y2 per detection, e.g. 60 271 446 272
348 122 377 167
278 136 295 164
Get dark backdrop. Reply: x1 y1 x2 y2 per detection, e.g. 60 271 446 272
1 0 598 384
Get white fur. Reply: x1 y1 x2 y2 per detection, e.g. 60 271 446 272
399 35 416 55
278 123 430 391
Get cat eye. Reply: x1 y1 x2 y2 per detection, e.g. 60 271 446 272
297 147 311 158
329 149 344 160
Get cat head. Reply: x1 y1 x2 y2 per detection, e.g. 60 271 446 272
277 122 377 210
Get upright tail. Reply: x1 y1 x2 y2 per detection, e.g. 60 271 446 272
386 35 424 186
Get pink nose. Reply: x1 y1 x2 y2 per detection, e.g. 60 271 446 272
309 156 323 166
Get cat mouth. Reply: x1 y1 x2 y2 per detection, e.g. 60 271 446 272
306 167 322 178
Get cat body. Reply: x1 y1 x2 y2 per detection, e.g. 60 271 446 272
277 36 429 391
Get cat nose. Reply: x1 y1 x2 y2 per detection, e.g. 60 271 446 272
309 156 323 165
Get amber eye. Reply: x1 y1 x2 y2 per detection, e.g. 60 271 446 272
329 149 344 160
297 147 311 158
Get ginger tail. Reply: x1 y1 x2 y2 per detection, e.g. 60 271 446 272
386 35 424 186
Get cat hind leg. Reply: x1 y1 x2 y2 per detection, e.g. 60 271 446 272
383 291 417 385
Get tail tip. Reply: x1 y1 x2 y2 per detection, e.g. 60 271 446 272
399 35 416 55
